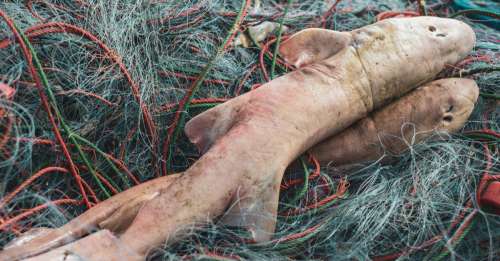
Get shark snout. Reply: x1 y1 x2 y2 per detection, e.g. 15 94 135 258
391 16 476 66
422 17 476 64
439 19 475 57
439 78 479 132
452 78 479 104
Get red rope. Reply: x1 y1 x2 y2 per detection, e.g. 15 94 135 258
119 126 137 161
22 22 157 144
77 165 119 195
0 167 67 209
12 137 140 185
321 0 343 28
235 64 258 95
56 89 117 107
0 10 91 208
456 55 492 68
259 36 294 82
373 141 496 260
149 1 204 26
0 167 100 211
259 39 273 81
158 71 231 85
1 23 160 175
161 15 205 32
157 97 228 112
281 153 321 190
271 222 322 243
376 11 420 21
464 129 500 139
282 178 348 216
0 199 81 231
477 144 494 203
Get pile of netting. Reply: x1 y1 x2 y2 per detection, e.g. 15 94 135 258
0 0 498 260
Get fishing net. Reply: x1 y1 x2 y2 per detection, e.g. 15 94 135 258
0 0 498 260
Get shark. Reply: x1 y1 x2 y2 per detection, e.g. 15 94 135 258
310 78 479 166
0 16 476 261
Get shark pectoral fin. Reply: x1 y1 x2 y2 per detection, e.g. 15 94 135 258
219 178 281 242
3 228 52 250
0 229 74 261
0 205 119 261
0 175 179 261
99 192 160 234
184 109 219 153
279 28 352 68
24 230 143 261
185 97 245 154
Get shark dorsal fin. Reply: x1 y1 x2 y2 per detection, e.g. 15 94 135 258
279 28 352 68
185 97 247 153
184 30 353 155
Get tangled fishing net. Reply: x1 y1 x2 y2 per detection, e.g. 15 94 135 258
0 0 498 260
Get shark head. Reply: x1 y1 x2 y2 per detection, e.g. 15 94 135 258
430 78 479 133
375 16 475 68
406 78 478 136
278 17 476 109
349 16 476 107
279 17 475 70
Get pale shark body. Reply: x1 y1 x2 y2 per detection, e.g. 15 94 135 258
0 17 475 261
311 78 479 166
5 78 479 261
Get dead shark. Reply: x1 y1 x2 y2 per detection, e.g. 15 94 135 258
0 16 475 261
2 78 480 260
310 78 479 166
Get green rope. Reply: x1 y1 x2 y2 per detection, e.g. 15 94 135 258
449 65 500 78
13 22 133 197
246 29 288 74
270 0 293 80
480 92 500 100
166 0 250 171
290 156 311 204
72 134 128 189
433 214 477 261
450 9 500 19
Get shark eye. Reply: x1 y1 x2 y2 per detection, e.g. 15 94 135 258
443 115 453 122
428 26 437 32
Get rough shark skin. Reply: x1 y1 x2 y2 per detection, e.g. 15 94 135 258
0 17 475 261
310 78 479 166
0 175 179 261
8 78 479 261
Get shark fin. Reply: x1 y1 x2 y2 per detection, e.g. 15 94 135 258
185 96 247 153
3 228 52 250
184 30 351 154
279 28 352 68
0 175 179 261
23 230 143 261
219 174 282 242
99 192 160 234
